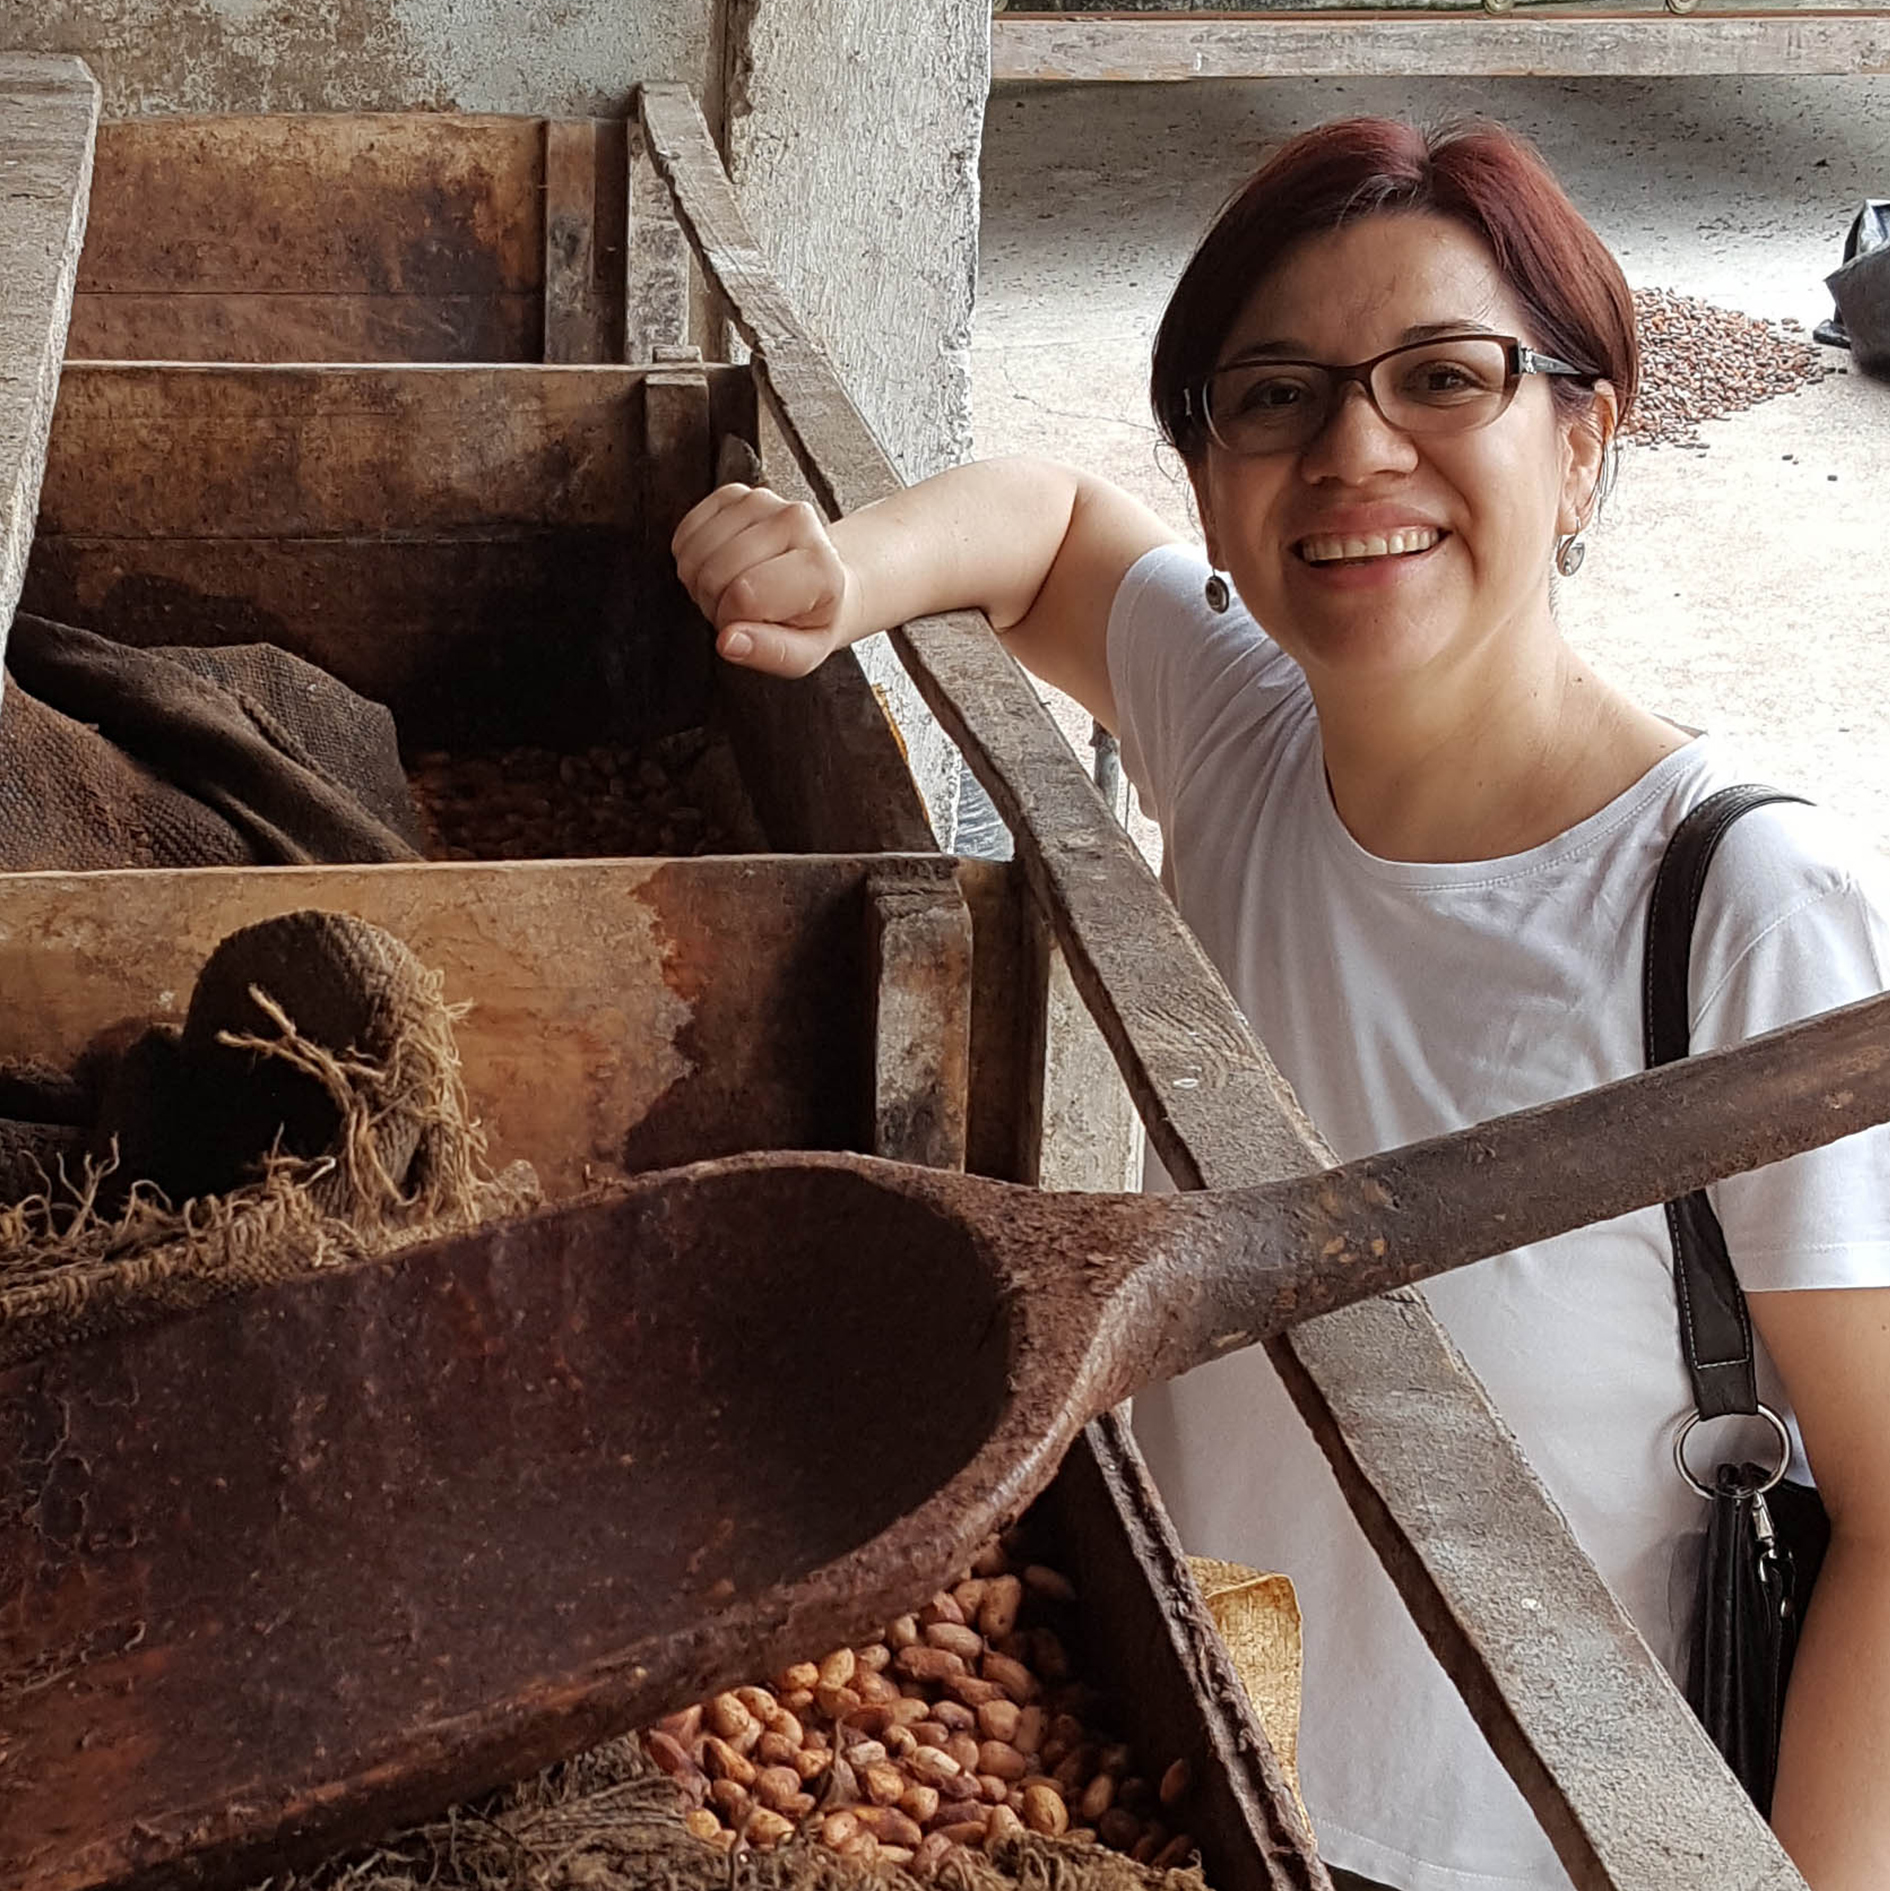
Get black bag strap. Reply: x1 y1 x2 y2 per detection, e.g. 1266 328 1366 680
1643 785 1810 1420
1649 782 1808 1422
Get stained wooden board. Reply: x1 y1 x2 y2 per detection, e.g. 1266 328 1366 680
19 534 681 748
0 856 960 1197
0 56 98 679
69 115 546 363
35 364 667 537
1056 1416 1325 1891
543 118 630 365
638 82 1805 1890
990 8 1890 78
64 292 543 365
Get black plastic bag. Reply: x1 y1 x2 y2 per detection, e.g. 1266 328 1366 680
1817 201 1890 374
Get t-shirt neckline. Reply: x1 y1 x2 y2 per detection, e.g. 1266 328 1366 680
1308 732 1715 892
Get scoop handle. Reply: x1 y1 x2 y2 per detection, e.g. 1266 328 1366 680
1126 987 1890 1391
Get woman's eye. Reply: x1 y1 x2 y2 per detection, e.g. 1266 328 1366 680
1399 356 1499 402
1229 374 1312 416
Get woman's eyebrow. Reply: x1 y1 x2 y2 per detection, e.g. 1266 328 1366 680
1219 319 1501 367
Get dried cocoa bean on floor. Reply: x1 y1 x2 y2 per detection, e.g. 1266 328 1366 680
1625 287 1831 452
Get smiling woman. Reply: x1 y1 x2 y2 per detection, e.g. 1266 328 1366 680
671 117 1890 1891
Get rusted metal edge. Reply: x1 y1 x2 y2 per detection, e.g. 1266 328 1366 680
635 81 1804 1890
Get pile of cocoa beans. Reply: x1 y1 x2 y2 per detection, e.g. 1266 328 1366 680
406 733 732 861
642 1543 1197 1879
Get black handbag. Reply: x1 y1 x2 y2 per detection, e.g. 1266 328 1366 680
1645 784 1833 1815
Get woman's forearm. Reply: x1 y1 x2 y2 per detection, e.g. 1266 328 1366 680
829 456 1084 643
1771 1532 1890 1886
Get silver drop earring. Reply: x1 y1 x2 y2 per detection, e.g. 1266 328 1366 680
1554 533 1587 579
1204 571 1232 613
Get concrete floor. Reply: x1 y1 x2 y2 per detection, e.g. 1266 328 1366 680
973 76 1890 858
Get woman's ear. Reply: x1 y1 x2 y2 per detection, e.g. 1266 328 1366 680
1558 380 1620 536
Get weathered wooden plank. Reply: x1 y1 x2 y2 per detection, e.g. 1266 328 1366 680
957 858 1039 1183
543 118 629 365
638 81 1806 1891
990 9 1890 79
626 120 693 363
69 114 547 362
0 856 911 1198
35 363 660 538
19 534 680 748
866 863 975 1168
64 291 543 365
0 56 98 685
76 115 545 296
1055 1415 1328 1891
705 430 938 856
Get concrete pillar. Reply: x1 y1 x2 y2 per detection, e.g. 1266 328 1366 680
723 0 991 845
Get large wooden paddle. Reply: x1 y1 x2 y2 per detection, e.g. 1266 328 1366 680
6 990 1890 1891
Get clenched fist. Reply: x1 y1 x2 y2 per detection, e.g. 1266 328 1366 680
672 484 859 680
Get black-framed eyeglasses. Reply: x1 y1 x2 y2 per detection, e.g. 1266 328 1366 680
1184 332 1593 457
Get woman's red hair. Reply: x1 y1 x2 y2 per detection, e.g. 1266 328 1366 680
1151 117 1637 456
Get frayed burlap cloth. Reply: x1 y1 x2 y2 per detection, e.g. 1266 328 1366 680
0 614 424 870
0 910 537 1366
261 1739 1209 1891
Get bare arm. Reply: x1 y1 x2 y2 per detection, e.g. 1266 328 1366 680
1752 1285 1890 1888
670 455 1176 731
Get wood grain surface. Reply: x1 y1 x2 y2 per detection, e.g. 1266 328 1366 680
68 114 546 362
990 9 1890 79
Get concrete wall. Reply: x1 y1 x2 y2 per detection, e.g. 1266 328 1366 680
6 0 714 117
726 0 990 843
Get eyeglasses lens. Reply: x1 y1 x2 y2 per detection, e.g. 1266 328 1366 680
1206 336 1513 454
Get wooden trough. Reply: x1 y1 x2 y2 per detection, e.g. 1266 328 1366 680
0 59 1813 1891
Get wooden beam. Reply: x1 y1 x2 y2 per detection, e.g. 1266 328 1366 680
866 862 975 1169
636 81 1807 1891
0 55 97 684
543 118 629 365
991 9 1890 79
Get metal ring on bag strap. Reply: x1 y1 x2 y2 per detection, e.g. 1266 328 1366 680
1673 1403 1793 1499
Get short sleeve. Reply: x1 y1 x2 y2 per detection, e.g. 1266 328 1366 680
1692 804 1890 1292
1105 545 1306 828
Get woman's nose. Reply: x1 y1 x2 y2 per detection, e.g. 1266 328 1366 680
1298 380 1420 484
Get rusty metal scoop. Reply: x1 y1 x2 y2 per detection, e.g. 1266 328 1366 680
7 991 1890 1891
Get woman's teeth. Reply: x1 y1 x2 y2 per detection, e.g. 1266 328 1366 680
1299 527 1441 565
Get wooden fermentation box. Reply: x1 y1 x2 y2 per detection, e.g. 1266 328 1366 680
0 65 1810 1891
1 79 1316 1891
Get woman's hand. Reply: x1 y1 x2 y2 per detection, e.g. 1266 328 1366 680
672 484 858 680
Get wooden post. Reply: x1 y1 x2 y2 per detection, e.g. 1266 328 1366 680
626 122 692 364
866 862 975 1169
0 55 98 690
542 118 628 365
636 82 1808 1891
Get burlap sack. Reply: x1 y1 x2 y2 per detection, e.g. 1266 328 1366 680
0 910 538 1365
266 1737 1210 1891
0 614 424 870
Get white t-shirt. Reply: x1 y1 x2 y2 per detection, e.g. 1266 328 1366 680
1108 545 1890 1891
